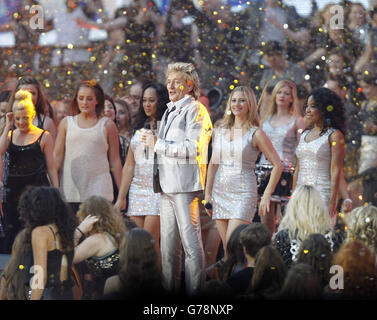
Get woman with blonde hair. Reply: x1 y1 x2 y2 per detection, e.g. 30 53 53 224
205 86 283 257
273 185 342 268
73 195 126 299
258 80 305 234
0 90 58 254
345 205 377 256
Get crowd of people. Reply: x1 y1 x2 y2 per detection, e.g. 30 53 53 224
0 0 376 302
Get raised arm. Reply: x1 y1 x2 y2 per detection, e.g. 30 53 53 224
0 113 13 156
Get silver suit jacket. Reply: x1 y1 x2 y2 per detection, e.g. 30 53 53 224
154 95 213 193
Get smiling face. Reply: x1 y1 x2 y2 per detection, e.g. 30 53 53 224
142 87 158 119
77 86 98 115
166 71 192 102
305 96 322 126
13 106 34 132
104 100 116 121
230 90 249 119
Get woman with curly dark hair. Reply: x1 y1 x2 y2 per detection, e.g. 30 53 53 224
17 186 77 300
293 87 346 223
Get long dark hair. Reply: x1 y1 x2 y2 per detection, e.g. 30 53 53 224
13 76 53 117
69 80 105 117
133 82 169 131
307 87 346 136
18 186 77 251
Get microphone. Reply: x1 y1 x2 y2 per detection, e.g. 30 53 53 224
144 123 150 159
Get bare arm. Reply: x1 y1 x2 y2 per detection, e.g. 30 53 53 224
105 120 122 190
0 113 13 156
53 117 67 176
41 132 59 188
354 39 373 74
254 129 284 216
329 130 345 218
114 146 136 212
73 235 102 264
292 157 299 192
42 116 57 145
30 227 49 300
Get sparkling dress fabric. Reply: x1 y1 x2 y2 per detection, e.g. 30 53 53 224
259 116 297 171
127 131 160 216
211 127 259 222
295 128 334 207
61 116 113 203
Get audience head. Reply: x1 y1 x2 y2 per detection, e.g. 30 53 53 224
278 185 333 242
0 90 11 118
77 195 125 245
18 186 77 251
346 205 377 255
70 80 105 117
304 87 346 135
296 233 333 288
118 228 162 296
358 72 377 99
218 224 248 281
248 245 287 299
240 223 272 258
280 263 323 299
114 99 132 133
331 240 377 299
324 74 349 102
262 41 285 70
221 86 260 129
14 76 52 117
166 62 201 100
104 94 117 122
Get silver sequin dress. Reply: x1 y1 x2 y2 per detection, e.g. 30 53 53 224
211 127 260 222
295 128 335 207
127 131 160 216
259 116 298 171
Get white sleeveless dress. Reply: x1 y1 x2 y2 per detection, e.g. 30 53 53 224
60 116 113 203
127 130 160 216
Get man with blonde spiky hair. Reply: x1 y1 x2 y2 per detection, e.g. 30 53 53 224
140 62 212 296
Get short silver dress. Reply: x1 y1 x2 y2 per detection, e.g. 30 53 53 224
295 128 335 207
211 127 260 222
127 130 160 216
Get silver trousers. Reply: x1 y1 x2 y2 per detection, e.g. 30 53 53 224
160 191 205 296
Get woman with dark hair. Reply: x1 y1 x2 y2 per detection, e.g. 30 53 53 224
9 76 57 142
17 186 77 300
295 233 333 290
217 223 248 282
293 87 346 222
114 82 169 253
104 228 163 299
54 80 122 213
